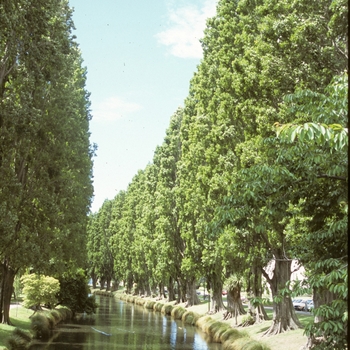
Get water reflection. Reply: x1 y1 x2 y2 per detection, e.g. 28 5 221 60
29 295 222 350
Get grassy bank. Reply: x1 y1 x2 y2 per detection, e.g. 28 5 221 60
93 289 311 350
0 303 73 350
0 303 32 350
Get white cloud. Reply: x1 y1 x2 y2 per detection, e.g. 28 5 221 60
156 0 217 59
92 96 142 122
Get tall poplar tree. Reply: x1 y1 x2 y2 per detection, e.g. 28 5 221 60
153 108 185 301
0 0 93 323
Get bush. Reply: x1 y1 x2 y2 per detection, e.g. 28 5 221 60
171 306 186 319
161 304 173 315
182 311 200 326
220 328 246 343
241 314 255 327
57 269 97 316
6 328 32 350
153 302 164 312
210 323 232 343
21 274 60 310
30 313 50 339
144 301 156 309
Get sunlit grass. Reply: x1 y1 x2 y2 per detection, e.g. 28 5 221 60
0 304 32 349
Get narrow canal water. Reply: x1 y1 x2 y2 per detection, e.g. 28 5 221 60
29 295 223 350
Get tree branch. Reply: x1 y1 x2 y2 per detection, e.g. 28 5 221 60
261 267 272 285
316 174 347 181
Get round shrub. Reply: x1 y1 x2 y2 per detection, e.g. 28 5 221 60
210 323 232 343
153 302 164 312
241 314 255 327
6 328 32 350
12 328 32 342
144 301 156 309
220 328 245 343
161 304 173 315
182 311 200 326
30 313 50 339
50 310 61 324
7 335 29 350
171 306 186 320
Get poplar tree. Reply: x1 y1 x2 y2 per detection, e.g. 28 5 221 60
0 0 93 323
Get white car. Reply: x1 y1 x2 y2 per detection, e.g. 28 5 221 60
293 298 312 311
293 299 306 311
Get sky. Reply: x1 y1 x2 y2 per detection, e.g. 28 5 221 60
68 0 218 213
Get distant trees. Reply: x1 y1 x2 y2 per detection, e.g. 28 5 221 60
87 0 347 347
0 0 94 324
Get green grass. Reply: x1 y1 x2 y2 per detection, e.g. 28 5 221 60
235 308 313 350
0 305 32 350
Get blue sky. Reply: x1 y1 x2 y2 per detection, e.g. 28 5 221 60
68 0 218 212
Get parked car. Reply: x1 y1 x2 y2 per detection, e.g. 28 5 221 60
222 290 227 295
293 298 312 311
307 300 314 312
292 298 302 306
293 299 305 311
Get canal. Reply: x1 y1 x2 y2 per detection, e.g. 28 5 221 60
29 295 223 349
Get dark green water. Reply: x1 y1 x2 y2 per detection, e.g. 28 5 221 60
29 295 223 349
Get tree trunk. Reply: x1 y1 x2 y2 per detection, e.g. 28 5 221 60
92 275 97 289
144 282 152 297
176 278 186 304
126 276 133 294
185 279 200 307
157 283 166 299
208 274 225 314
248 263 269 324
99 277 106 290
168 277 176 302
223 283 246 324
0 258 16 325
262 258 302 336
111 279 119 291
106 278 111 291
301 287 338 349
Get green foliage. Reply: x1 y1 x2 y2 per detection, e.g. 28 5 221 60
21 274 60 310
0 0 94 323
273 74 348 346
303 259 348 349
224 276 241 292
87 200 115 288
171 306 186 319
30 313 50 340
57 269 97 315
182 311 200 325
85 0 347 341
6 328 32 350
161 304 173 315
275 73 348 151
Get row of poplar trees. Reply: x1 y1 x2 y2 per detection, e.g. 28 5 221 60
89 0 348 348
0 1 94 325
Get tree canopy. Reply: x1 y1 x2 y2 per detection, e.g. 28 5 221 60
87 0 347 347
0 0 94 324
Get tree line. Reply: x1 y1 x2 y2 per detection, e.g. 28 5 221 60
0 0 94 325
87 0 348 348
